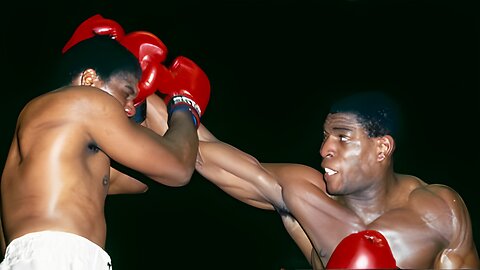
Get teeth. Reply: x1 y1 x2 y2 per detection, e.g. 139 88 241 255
324 168 337 176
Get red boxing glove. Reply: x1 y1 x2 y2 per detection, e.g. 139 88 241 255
62 15 169 123
62 14 125 53
119 31 170 106
62 15 210 127
160 56 210 128
62 16 166 107
326 230 398 269
120 33 210 128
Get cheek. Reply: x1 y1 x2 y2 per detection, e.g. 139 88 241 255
343 141 363 159
342 143 375 175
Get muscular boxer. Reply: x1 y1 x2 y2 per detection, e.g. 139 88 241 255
193 91 479 269
0 19 210 269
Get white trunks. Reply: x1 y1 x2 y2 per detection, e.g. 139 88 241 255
0 231 112 270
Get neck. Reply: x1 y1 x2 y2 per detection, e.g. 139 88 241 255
342 168 397 224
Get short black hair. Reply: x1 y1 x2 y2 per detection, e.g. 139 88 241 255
329 91 400 138
55 35 141 86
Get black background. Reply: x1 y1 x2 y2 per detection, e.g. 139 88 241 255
1 0 479 269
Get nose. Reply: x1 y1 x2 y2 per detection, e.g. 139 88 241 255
320 136 334 159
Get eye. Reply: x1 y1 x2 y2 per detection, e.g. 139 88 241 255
339 135 349 142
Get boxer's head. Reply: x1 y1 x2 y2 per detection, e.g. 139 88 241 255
56 35 142 118
58 35 141 85
329 91 401 139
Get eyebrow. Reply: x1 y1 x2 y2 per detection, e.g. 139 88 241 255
332 127 353 131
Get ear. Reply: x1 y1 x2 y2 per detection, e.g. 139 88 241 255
376 135 395 162
80 68 98 86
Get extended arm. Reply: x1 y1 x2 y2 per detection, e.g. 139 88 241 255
196 124 282 209
196 123 333 266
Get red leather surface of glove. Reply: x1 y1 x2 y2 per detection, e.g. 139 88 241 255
326 230 398 269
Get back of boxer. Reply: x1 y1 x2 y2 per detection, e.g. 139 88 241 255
0 18 210 269
194 91 479 269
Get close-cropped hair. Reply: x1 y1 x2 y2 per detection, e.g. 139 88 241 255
329 91 400 139
55 35 141 86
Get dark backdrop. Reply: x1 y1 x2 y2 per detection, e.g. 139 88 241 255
1 0 478 269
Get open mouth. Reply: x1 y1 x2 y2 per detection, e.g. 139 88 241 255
324 167 338 176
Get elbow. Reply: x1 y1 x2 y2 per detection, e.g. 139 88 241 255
150 158 195 187
164 144 197 187
179 167 195 187
171 163 195 187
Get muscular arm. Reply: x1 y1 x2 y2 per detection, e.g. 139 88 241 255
83 87 198 187
426 185 480 269
107 94 170 195
197 123 328 210
196 123 334 265
196 124 282 209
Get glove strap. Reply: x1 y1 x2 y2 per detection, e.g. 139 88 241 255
167 96 200 128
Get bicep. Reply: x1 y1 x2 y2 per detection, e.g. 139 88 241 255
429 185 480 268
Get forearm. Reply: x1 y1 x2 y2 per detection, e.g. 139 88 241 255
196 139 281 210
161 111 199 180
197 123 219 142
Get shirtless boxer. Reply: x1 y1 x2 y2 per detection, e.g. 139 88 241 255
194 91 479 269
0 20 210 269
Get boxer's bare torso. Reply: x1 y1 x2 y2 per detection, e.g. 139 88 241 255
1 87 136 251
275 166 479 269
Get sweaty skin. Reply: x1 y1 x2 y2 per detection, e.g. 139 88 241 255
1 79 197 253
194 112 479 269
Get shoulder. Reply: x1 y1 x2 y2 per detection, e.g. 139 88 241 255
409 181 469 240
25 86 118 109
19 86 124 128
409 182 463 209
397 174 460 205
52 86 124 117
421 184 470 223
58 86 119 104
408 183 478 267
